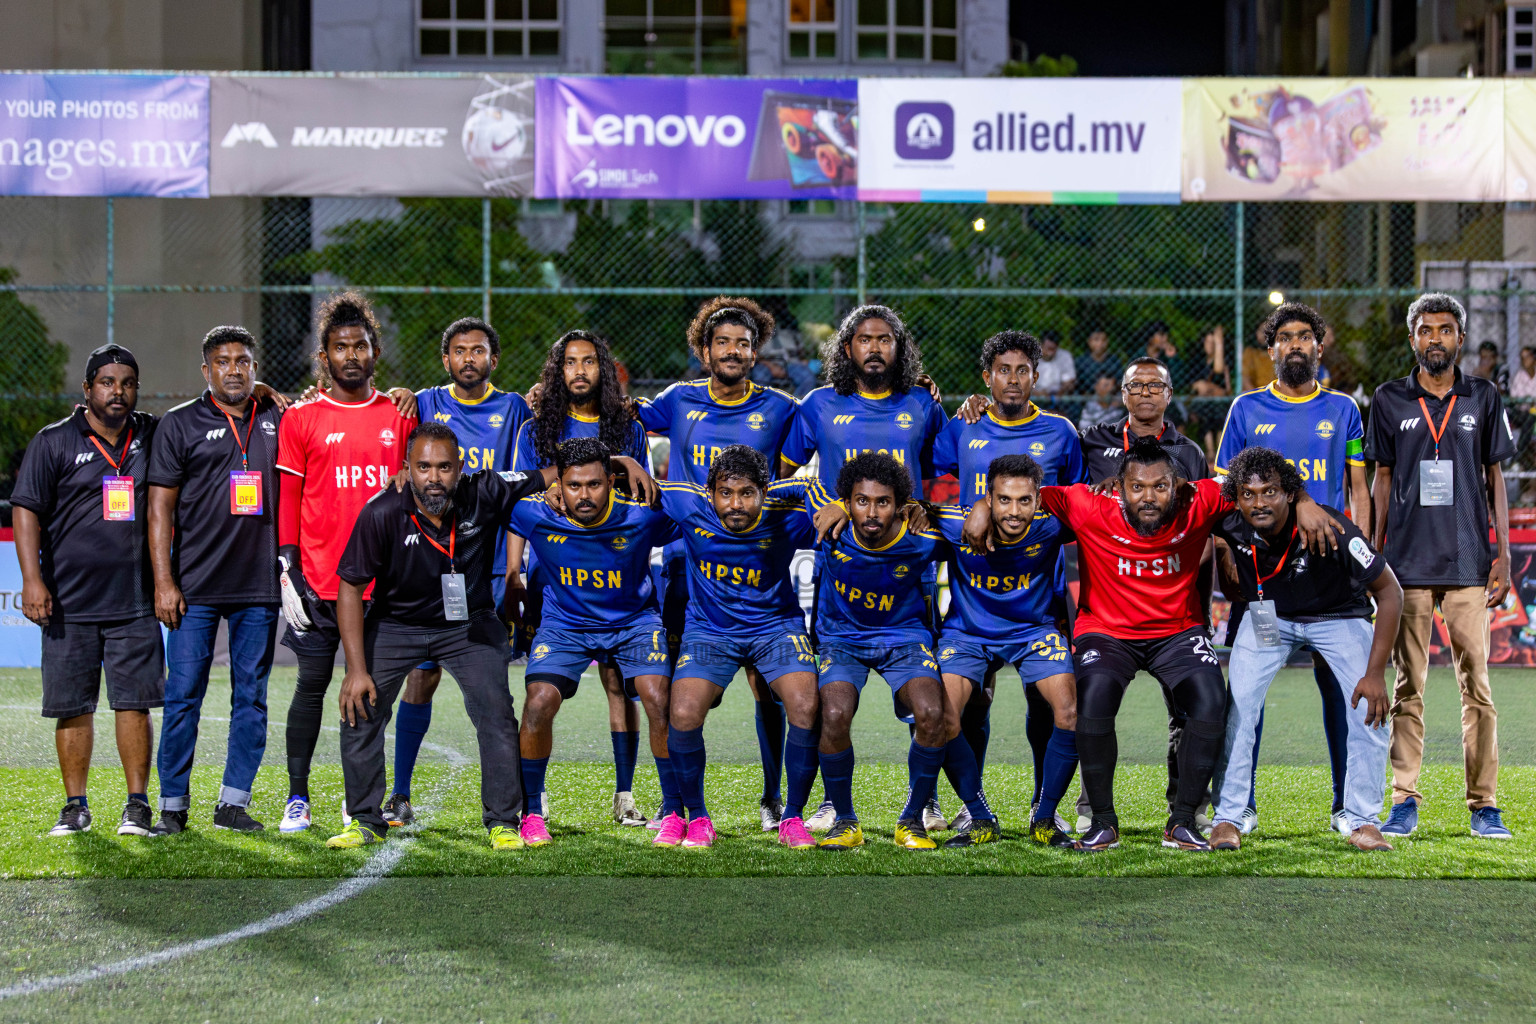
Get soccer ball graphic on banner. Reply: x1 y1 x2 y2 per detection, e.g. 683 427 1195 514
462 75 535 195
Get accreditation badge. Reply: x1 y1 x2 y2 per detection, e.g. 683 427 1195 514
102 476 135 521
1418 460 1453 506
230 471 263 516
441 573 469 621
1248 600 1282 647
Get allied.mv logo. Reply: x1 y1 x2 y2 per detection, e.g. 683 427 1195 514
895 102 954 160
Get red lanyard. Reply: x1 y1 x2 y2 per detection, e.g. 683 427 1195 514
1417 395 1457 461
88 428 133 473
211 395 258 471
1122 421 1166 449
1251 524 1298 600
409 514 456 572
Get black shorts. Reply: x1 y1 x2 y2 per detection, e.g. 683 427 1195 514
1073 628 1221 689
280 598 342 659
41 616 165 718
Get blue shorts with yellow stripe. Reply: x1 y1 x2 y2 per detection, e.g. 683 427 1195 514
674 621 817 689
936 624 1074 689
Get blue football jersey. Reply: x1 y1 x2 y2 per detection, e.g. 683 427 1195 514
656 478 816 634
932 505 1066 639
637 379 798 485
781 385 947 492
505 492 681 631
932 404 1087 504
510 413 651 473
415 383 530 575
1215 382 1364 511
816 520 942 646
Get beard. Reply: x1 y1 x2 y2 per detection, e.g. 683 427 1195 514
1419 346 1455 375
1122 497 1177 537
857 362 891 392
1276 351 1316 389
411 481 453 516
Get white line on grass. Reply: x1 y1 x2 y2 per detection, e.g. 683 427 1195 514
0 708 471 1001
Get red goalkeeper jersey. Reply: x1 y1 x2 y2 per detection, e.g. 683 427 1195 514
275 390 416 600
1040 479 1230 641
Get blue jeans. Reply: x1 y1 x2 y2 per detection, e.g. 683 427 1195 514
1214 615 1388 832
157 603 279 811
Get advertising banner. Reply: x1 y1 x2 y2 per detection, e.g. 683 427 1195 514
1505 80 1536 202
0 542 39 668
856 77 1182 204
535 76 858 199
1182 78 1505 201
0 74 207 197
210 75 534 196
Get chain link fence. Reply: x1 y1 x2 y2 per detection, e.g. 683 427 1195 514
2 195 1534 507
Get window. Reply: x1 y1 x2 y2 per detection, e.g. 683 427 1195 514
417 0 561 59
605 0 745 74
1511 4 1536 73
855 0 956 62
788 0 837 60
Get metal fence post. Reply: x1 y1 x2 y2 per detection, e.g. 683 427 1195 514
856 201 867 306
482 198 492 324
105 196 115 345
1233 201 1244 394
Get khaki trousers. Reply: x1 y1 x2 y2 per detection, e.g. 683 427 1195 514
1389 586 1498 809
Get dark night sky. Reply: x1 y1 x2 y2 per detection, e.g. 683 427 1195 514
1008 1 1230 76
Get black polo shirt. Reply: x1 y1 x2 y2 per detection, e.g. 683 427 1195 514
10 407 158 623
1080 418 1211 484
337 469 543 627
146 392 283 605
1213 504 1384 621
1365 369 1516 587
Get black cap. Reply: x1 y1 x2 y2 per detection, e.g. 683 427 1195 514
85 344 138 385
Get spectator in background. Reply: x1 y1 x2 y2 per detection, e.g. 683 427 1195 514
1143 321 1186 390
1509 345 1536 401
752 334 817 398
1189 324 1231 396
1462 341 1508 391
1074 329 1119 395
1316 326 1335 388
1242 320 1277 391
1078 373 1122 430
1034 330 1076 396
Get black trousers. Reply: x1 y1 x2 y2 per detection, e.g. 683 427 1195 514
341 616 523 833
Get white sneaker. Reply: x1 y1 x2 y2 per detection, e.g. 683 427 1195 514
950 805 973 834
1195 805 1214 832
1075 813 1093 833
1330 809 1350 835
279 797 311 834
759 798 784 831
922 795 949 832
806 799 837 832
1238 806 1258 835
612 791 647 827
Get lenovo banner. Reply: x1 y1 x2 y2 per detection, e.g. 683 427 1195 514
1182 78 1506 202
0 73 207 197
535 76 858 199
857 77 1182 204
210 75 534 196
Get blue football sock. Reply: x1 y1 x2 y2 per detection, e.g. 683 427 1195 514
942 736 993 822
520 757 549 816
128 792 148 806
820 746 856 820
784 725 820 821
754 698 785 803
668 725 708 819
1024 691 1054 805
67 794 87 809
654 755 683 817
901 742 946 821
961 699 992 776
391 699 432 801
1034 727 1079 823
611 730 639 793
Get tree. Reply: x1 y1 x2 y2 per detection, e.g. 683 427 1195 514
0 268 69 499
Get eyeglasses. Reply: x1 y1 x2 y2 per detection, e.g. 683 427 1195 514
1122 381 1170 395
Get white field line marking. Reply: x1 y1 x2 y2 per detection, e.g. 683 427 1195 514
0 708 472 1000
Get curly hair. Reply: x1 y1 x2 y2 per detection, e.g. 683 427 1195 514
686 296 775 364
533 330 630 468
836 451 912 507
706 444 770 492
555 437 611 475
1116 434 1176 482
1261 302 1328 349
821 304 924 396
1406 292 1467 337
987 453 1043 489
1220 446 1303 504
979 330 1041 374
311 290 381 385
441 316 500 357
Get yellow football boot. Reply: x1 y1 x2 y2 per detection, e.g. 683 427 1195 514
894 818 938 850
817 819 865 850
325 822 384 849
489 825 525 851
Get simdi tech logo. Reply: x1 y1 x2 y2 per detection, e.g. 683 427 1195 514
894 101 953 160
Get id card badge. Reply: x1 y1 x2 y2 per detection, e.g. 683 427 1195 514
230 471 263 516
1419 460 1454 506
441 573 469 621
1248 599 1283 647
102 476 135 521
